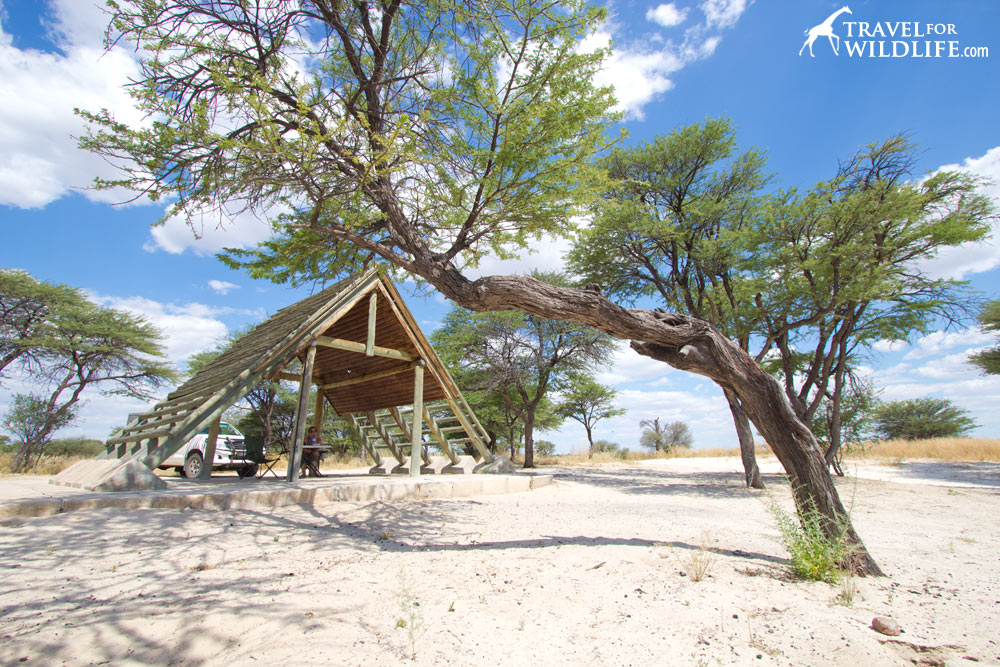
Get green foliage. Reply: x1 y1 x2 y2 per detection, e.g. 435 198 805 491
4 394 78 448
809 377 881 447
80 0 617 286
556 373 625 454
533 439 557 456
969 299 1000 375
430 273 615 466
0 270 175 472
765 494 856 583
39 438 105 458
591 439 620 453
872 398 977 440
0 270 82 380
639 418 693 452
568 118 767 342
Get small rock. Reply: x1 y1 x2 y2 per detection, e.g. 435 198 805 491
872 616 902 636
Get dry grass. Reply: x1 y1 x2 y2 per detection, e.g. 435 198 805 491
536 446 772 467
0 453 90 477
844 437 1000 462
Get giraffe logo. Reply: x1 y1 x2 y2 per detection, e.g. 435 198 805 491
799 6 853 57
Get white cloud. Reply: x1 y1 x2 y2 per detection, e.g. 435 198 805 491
920 145 1000 280
144 204 275 256
903 328 992 360
0 1 148 209
915 349 983 380
208 280 239 295
584 2 751 118
461 232 574 278
700 0 749 29
646 4 689 28
89 293 229 364
872 339 908 354
595 342 675 386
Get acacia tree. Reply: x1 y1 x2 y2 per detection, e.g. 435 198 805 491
557 373 624 457
431 278 615 467
872 398 977 441
568 119 769 487
639 417 692 452
82 0 889 573
757 136 992 469
0 272 175 472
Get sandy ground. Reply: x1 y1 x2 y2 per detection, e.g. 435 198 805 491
1 459 998 666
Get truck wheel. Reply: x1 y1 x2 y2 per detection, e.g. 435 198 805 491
184 451 204 478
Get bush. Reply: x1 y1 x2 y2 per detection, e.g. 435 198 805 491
592 439 620 453
872 397 977 440
764 493 856 583
42 438 105 457
534 439 557 456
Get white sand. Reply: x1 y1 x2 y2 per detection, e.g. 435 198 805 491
1 459 998 666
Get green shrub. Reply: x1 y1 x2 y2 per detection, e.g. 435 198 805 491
41 438 106 457
765 493 856 583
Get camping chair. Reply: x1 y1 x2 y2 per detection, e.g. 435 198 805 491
241 435 280 478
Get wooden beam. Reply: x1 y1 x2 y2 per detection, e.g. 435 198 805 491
106 429 172 445
199 418 220 480
366 411 405 465
319 361 419 390
287 344 317 482
313 387 325 430
423 405 459 465
366 291 377 356
316 336 415 361
345 413 381 467
276 372 302 383
410 364 424 477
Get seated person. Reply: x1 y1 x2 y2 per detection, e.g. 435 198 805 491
301 426 324 477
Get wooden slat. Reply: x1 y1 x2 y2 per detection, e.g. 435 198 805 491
316 336 416 361
319 361 418 390
366 411 405 465
366 291 377 356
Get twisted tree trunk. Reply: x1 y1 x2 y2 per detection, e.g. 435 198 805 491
410 268 883 575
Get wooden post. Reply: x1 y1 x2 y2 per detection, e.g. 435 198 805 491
287 344 317 482
199 418 220 480
366 291 377 356
313 388 325 430
410 363 424 477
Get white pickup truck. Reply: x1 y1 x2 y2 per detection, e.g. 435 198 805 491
158 422 255 478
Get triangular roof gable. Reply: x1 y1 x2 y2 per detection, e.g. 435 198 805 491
105 269 487 469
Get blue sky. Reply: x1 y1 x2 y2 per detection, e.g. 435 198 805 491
1 0 999 452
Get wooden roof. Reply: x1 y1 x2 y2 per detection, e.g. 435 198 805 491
104 269 487 471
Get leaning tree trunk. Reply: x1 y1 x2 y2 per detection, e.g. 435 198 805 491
723 388 765 489
408 267 883 575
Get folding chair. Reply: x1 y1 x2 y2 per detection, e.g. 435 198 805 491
241 435 280 478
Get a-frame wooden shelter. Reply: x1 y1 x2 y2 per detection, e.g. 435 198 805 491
98 269 495 483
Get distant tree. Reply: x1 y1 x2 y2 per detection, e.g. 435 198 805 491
639 418 693 452
556 373 625 457
970 300 1000 375
591 439 621 454
0 272 175 472
430 273 615 468
872 398 977 441
3 394 78 469
534 440 557 457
